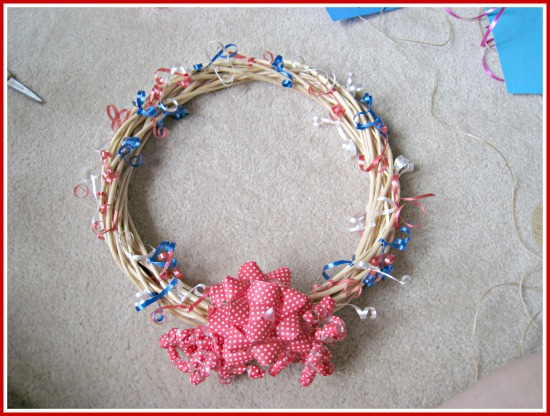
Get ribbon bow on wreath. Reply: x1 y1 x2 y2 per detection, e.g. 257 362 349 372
160 261 347 386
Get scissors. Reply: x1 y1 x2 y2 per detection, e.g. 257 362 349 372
7 70 43 103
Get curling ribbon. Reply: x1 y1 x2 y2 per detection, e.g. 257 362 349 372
358 139 389 173
135 278 179 312
154 68 172 86
344 72 364 95
148 84 163 106
336 304 377 319
312 278 363 299
444 7 497 20
394 155 415 176
271 55 293 88
390 156 434 228
312 116 355 159
323 255 355 281
152 116 170 139
380 226 412 251
150 284 210 325
106 105 130 132
193 42 238 73
92 202 119 240
100 150 120 183
148 241 184 281
393 193 435 229
366 197 396 227
160 262 347 386
133 91 157 117
116 231 155 261
362 253 397 287
118 136 143 167
480 8 505 48
444 7 505 82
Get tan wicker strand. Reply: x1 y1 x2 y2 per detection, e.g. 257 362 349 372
99 56 399 325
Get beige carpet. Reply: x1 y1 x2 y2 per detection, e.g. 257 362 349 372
6 6 543 409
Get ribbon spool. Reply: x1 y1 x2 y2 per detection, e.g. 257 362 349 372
96 44 431 327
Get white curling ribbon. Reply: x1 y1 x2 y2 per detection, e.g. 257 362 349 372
344 72 364 95
290 56 306 68
312 116 355 159
379 271 411 289
348 215 366 233
116 231 155 261
366 197 396 227
214 60 235 86
176 283 207 305
132 289 153 308
394 155 415 176
158 98 179 114
341 138 357 160
337 303 377 320
363 264 412 289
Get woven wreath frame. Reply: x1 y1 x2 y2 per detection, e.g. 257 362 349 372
97 50 403 327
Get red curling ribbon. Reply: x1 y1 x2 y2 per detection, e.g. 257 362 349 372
226 52 257 67
307 84 346 121
358 139 389 174
154 68 171 86
100 151 120 183
156 251 184 282
152 117 170 139
311 278 362 299
366 253 397 282
394 193 435 229
148 84 163 106
73 183 91 199
160 261 347 386
92 204 119 240
263 50 275 64
106 105 131 132
178 73 192 88
329 103 345 120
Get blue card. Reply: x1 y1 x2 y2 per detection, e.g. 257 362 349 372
326 7 398 22
487 7 543 94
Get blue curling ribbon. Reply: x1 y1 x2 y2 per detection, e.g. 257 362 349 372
379 227 412 252
360 93 373 108
193 43 238 73
132 91 157 117
322 255 355 280
148 241 178 269
363 274 376 287
271 55 293 88
354 109 383 130
118 136 143 167
168 105 189 121
135 278 179 312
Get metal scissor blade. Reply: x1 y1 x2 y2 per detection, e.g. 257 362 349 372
7 77 43 103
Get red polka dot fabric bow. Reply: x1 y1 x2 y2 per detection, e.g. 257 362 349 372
159 261 347 386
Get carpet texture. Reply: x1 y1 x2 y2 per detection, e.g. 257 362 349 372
6 7 544 409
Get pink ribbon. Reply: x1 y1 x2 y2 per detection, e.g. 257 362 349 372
160 261 347 386
391 173 434 229
100 151 120 184
106 105 130 132
444 7 497 20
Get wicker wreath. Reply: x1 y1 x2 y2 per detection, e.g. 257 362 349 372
78 42 433 387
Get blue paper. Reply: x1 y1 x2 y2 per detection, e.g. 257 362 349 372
326 7 398 21
487 7 542 94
